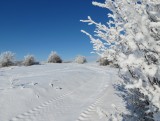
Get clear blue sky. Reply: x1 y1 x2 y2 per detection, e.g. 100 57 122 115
0 0 109 61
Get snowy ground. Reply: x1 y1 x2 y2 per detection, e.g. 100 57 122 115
0 63 126 121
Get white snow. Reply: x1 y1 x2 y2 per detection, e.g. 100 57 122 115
0 63 125 121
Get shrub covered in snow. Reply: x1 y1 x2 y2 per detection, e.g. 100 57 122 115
75 55 87 64
23 55 36 66
82 0 160 120
99 57 112 66
48 51 62 63
0 51 15 67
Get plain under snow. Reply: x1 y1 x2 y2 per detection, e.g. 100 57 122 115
0 63 126 121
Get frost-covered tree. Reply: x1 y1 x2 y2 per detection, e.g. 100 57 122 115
75 55 87 64
82 0 160 120
0 51 15 67
23 55 36 66
48 51 62 63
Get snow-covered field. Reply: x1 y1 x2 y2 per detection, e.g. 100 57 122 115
0 63 125 121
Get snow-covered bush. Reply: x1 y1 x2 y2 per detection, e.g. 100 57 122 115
48 51 62 63
75 55 87 64
82 0 160 120
23 55 36 66
0 51 15 67
99 57 112 66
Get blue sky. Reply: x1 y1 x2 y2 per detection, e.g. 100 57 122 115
0 0 109 61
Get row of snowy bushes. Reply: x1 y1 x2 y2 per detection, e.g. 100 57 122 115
0 51 87 67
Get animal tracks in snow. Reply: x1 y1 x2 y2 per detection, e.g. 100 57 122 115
76 86 109 121
9 76 97 121
10 90 73 121
0 63 125 121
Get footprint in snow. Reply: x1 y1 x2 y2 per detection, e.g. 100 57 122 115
56 87 62 90
34 83 38 86
50 83 54 87
49 83 62 90
12 82 39 89
49 80 58 87
49 80 62 90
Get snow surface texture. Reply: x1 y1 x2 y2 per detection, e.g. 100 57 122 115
0 63 125 121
